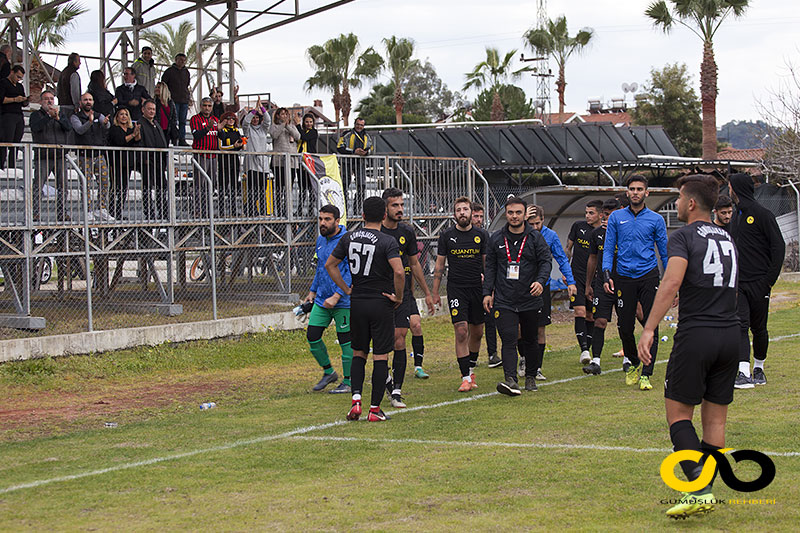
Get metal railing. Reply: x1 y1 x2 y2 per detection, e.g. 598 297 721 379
0 143 478 338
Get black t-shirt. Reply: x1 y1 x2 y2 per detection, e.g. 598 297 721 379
568 221 594 278
437 225 486 288
0 78 26 115
588 226 606 286
668 221 739 329
332 227 400 300
381 223 417 296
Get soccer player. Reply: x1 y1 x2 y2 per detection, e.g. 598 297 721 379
603 175 668 391
527 205 577 379
472 202 502 368
712 195 733 228
727 173 785 388
326 196 405 422
637 175 739 519
381 188 436 407
304 205 353 393
567 200 603 364
583 199 619 374
433 197 487 392
483 197 551 395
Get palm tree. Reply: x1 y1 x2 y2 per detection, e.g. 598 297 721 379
463 47 533 121
523 15 594 115
382 36 418 125
306 33 383 127
646 0 749 160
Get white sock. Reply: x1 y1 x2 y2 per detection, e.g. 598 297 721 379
415 366 422 371
623 356 631 364
462 375 471 382
754 359 765 370
370 405 379 410
592 357 601 365
739 361 751 377
352 393 362 401
392 388 402 396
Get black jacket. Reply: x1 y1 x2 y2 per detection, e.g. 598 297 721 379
729 173 785 286
484 222 552 312
30 108 72 146
114 83 151 122
88 83 116 118
139 117 168 185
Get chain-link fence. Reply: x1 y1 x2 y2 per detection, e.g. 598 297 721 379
0 144 476 340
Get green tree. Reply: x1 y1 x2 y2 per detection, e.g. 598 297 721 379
523 15 593 114
306 33 383 127
471 84 536 122
631 63 703 157
463 47 533 121
646 0 749 160
355 82 428 125
382 36 419 125
404 60 468 121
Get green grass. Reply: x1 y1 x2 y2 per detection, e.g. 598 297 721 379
1 285 799 530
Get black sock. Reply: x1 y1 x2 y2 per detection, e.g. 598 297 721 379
585 320 594 345
392 349 406 391
371 360 388 407
457 355 471 378
669 420 702 481
412 335 424 366
591 326 605 359
700 440 721 492
536 343 545 372
468 351 479 369
575 317 587 351
351 356 366 397
523 342 537 377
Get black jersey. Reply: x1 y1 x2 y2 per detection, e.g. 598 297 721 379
437 225 486 288
381 223 417 296
589 226 606 285
668 221 739 329
568 221 594 278
332 227 400 300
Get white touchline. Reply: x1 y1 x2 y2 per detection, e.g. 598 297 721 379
289 436 800 458
2 331 797 495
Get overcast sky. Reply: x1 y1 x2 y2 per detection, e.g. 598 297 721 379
62 0 800 125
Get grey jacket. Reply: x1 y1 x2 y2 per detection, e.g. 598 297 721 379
242 110 273 174
268 121 300 169
132 57 157 96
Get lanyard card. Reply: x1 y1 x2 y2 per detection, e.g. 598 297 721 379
507 263 520 280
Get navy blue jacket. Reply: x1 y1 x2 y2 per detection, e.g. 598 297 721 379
603 206 668 278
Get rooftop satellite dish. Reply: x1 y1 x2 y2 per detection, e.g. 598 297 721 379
630 82 639 93
622 82 630 93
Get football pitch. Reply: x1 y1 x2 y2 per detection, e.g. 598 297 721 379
1 282 799 531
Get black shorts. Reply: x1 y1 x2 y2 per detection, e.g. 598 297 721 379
664 325 739 405
569 277 591 309
351 297 395 355
537 285 552 326
447 286 485 325
393 295 420 329
591 280 615 321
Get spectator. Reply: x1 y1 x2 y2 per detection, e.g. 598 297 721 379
107 108 141 220
241 97 272 216
70 92 112 219
217 111 244 217
29 90 72 221
132 46 157 96
337 117 373 213
0 65 28 169
190 97 219 216
87 69 117 118
210 85 240 119
268 107 300 217
139 100 169 219
0 44 11 83
153 81 179 145
115 67 150 122
161 53 191 145
57 52 81 118
296 112 318 215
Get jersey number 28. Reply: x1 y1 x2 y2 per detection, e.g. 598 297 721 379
349 242 376 275
703 239 737 287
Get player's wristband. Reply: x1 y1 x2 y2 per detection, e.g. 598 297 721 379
603 270 612 285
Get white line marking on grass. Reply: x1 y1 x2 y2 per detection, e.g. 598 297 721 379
290 435 800 458
3 330 796 495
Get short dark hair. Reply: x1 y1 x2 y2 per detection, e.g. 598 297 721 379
530 204 544 219
40 90 55 99
602 199 620 211
354 117 366 124
175 53 187 59
626 174 648 188
320 204 340 219
123 66 135 76
11 64 24 74
615 191 630 208
505 196 527 210
471 202 484 212
714 195 733 211
454 196 472 210
142 99 156 109
141 46 152 53
363 196 386 223
68 52 80 66
676 174 718 212
586 199 603 211
382 187 403 201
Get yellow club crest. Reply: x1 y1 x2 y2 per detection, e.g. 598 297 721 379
474 235 481 243
747 216 755 224
451 308 458 317
399 236 406 244
494 310 499 318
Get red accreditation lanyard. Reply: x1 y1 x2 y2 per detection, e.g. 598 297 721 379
504 235 527 280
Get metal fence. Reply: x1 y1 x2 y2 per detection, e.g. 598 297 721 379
0 144 478 338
